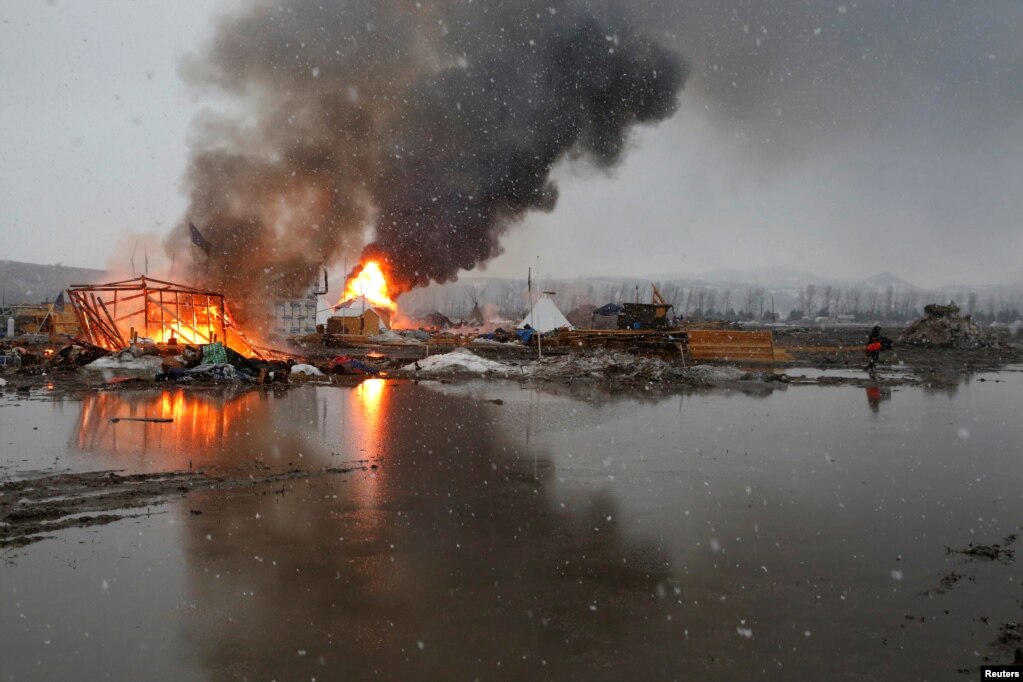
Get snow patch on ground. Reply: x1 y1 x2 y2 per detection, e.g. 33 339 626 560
84 354 165 373
685 365 747 383
370 330 424 345
402 347 511 375
290 363 325 376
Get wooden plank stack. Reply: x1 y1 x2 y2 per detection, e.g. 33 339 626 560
686 329 784 362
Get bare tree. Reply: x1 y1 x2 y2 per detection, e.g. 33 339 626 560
705 289 718 317
848 288 862 317
821 285 833 316
804 284 817 319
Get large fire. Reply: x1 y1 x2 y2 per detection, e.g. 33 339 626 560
66 276 269 358
341 261 397 314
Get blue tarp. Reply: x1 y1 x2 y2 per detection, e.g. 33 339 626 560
594 303 623 316
516 328 535 345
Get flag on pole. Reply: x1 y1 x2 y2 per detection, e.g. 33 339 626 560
189 222 211 255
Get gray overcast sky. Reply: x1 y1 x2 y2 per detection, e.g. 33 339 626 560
1 0 1021 289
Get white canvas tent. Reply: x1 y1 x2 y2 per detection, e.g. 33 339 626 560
518 293 573 333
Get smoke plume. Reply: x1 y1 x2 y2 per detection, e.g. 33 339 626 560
168 0 687 314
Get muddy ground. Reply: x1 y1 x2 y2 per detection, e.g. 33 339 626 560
0 463 375 550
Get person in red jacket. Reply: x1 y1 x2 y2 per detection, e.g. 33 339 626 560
865 325 891 371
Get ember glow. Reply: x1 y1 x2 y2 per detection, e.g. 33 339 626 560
341 261 397 314
147 302 223 346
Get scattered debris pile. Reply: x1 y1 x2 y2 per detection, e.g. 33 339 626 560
44 341 110 371
528 349 684 383
526 350 776 386
329 355 381 375
899 302 993 348
945 532 1017 563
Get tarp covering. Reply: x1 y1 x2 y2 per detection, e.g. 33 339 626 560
593 302 623 316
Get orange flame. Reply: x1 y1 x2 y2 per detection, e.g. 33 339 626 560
341 261 397 314
146 301 226 347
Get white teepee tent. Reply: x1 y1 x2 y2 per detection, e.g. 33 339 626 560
518 293 573 333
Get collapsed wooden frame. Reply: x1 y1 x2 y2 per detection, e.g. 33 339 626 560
66 276 263 358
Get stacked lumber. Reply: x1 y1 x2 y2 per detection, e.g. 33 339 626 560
686 329 784 362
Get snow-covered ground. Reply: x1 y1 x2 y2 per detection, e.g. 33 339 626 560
84 354 165 373
402 347 512 375
369 330 424 345
290 363 325 376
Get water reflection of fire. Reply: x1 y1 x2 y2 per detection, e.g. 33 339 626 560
356 377 386 414
76 389 264 468
344 378 389 505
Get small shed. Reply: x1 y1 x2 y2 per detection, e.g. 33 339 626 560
326 296 390 336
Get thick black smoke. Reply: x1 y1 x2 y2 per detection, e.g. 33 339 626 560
168 0 686 311
363 3 687 290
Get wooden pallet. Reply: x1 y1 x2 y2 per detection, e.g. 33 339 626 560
686 329 786 362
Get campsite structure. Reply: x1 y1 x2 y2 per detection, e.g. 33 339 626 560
324 295 390 336
518 292 573 334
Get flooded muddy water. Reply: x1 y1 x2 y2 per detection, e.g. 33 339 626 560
3 370 1023 680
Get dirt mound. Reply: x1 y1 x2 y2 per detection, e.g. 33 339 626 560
527 350 756 386
899 302 993 349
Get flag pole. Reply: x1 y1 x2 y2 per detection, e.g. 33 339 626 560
536 256 542 360
341 257 347 344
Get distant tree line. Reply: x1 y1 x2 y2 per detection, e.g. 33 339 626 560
398 278 1023 325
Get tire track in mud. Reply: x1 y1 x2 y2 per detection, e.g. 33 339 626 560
0 464 368 549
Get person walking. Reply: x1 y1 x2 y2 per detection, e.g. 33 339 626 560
864 325 891 372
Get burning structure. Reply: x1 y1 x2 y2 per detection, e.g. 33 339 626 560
324 297 389 337
322 261 398 337
66 276 264 357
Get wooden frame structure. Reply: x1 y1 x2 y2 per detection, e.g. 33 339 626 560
66 276 262 357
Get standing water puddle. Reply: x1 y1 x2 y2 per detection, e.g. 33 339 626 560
2 372 1023 680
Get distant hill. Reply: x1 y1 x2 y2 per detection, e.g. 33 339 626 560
854 272 921 291
0 260 106 304
697 267 833 289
